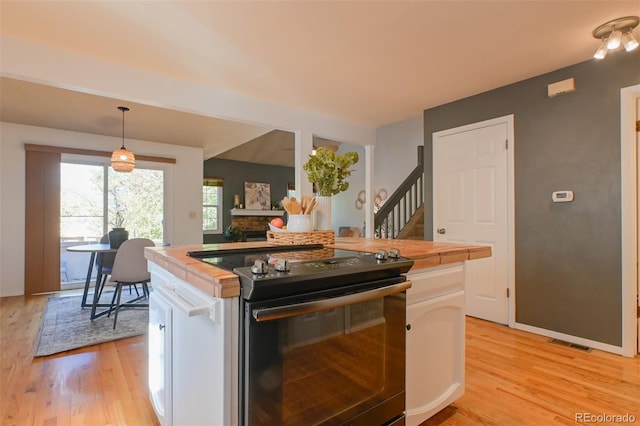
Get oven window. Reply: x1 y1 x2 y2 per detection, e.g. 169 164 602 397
244 291 406 425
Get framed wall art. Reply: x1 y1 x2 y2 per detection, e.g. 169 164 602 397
244 182 271 210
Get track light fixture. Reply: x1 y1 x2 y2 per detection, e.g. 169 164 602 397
111 106 136 172
592 16 639 60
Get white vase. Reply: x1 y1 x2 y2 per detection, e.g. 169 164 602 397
314 196 332 231
286 214 312 232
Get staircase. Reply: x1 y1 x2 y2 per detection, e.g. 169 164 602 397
396 205 424 240
374 146 424 240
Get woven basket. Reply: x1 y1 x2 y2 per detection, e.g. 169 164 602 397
267 230 335 245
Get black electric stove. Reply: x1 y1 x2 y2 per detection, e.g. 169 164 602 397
187 244 414 300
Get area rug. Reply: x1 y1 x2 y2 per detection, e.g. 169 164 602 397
34 293 148 357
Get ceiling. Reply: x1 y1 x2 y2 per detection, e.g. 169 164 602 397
1 1 638 165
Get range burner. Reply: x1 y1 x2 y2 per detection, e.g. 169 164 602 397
188 244 414 300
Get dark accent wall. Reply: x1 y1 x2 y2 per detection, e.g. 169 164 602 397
203 158 294 244
423 50 640 346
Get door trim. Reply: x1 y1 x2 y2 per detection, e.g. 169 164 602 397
621 84 640 357
432 115 515 327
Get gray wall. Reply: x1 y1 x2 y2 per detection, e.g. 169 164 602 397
203 158 294 243
423 50 640 346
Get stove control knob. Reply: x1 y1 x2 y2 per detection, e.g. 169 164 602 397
274 259 289 272
375 249 388 261
251 260 267 275
388 248 401 259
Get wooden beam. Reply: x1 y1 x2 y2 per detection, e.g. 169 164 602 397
24 143 176 164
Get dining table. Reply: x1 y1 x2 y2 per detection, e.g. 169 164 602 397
66 243 136 320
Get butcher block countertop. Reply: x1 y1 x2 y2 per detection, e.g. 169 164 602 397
144 238 491 299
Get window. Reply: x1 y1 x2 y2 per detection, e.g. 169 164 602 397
203 178 223 234
61 161 164 241
60 163 105 241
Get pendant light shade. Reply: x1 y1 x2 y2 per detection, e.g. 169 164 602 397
111 106 135 172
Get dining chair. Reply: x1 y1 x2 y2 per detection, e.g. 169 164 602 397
107 238 155 329
94 234 116 301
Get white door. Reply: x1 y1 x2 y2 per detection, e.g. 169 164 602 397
433 117 512 324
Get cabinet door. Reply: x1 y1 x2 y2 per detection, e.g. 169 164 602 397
406 290 465 426
149 292 172 426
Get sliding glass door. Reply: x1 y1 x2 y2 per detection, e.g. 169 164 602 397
61 160 164 287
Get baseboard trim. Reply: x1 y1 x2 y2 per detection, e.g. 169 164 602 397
514 322 627 357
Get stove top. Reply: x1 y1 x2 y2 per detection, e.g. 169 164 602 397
188 244 414 300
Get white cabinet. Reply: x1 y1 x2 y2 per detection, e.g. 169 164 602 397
405 263 465 426
149 291 172 426
147 261 239 426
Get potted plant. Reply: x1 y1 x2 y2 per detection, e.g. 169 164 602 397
302 147 359 230
224 225 243 242
108 211 129 248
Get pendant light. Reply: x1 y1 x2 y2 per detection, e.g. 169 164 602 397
111 106 135 172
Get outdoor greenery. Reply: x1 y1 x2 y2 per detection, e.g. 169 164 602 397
203 182 221 232
302 148 359 196
61 163 164 241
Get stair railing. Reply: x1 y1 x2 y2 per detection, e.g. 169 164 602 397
374 146 424 239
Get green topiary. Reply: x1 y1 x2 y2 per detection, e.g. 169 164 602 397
302 148 359 196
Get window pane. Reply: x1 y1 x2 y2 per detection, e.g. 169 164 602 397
108 168 164 240
203 186 218 205
203 206 219 231
61 163 104 240
203 184 222 232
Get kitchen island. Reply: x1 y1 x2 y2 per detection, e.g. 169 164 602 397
144 238 490 298
144 238 491 426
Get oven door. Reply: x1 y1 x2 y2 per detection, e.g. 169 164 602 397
241 278 410 426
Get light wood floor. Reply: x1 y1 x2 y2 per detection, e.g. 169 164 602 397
1 294 639 426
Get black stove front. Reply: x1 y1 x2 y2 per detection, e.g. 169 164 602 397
188 244 413 426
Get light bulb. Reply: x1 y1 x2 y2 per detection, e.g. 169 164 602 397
622 30 639 52
606 29 622 49
593 38 608 60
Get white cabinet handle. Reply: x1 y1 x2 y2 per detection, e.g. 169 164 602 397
156 285 210 317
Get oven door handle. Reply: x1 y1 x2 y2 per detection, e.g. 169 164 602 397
252 281 411 322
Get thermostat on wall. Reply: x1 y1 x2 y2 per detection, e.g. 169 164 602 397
552 190 574 202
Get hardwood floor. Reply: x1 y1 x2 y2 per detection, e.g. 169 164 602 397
1 294 638 425
424 318 640 425
1 294 158 426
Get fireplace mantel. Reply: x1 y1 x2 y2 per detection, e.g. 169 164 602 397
230 208 285 217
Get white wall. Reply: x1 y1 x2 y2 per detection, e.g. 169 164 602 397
332 116 422 234
374 115 423 196
0 122 203 297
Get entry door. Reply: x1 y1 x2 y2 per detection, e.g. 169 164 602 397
433 118 511 324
